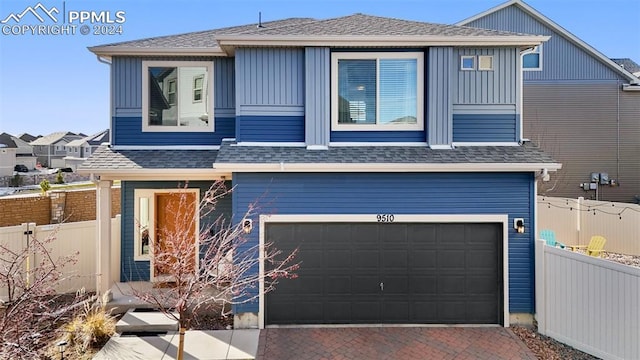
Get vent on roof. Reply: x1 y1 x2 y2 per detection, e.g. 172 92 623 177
257 11 263 28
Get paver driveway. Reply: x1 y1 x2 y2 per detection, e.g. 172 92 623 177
256 327 536 360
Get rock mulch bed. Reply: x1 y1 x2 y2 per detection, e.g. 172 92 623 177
512 325 600 360
601 252 640 268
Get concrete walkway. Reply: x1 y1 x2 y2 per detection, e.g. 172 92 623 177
256 327 536 360
93 330 260 360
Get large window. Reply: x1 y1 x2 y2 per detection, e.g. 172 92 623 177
142 61 214 132
523 45 542 71
331 52 424 131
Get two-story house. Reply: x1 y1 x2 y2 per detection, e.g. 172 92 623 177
64 129 110 171
30 131 84 168
458 0 640 202
80 14 561 329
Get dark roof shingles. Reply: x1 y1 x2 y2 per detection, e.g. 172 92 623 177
215 141 557 165
79 145 218 170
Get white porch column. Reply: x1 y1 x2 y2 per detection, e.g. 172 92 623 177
96 179 112 298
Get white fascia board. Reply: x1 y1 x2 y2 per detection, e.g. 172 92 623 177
76 168 231 181
214 162 562 172
622 84 640 92
215 35 550 48
457 0 639 84
87 46 228 58
110 145 220 150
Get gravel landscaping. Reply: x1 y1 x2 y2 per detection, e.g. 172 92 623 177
512 325 600 360
601 251 640 268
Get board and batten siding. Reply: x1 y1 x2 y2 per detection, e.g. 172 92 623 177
524 82 640 202
120 181 232 282
463 5 623 81
427 47 453 146
111 56 236 146
232 172 535 315
235 48 305 142
453 48 519 105
305 47 330 147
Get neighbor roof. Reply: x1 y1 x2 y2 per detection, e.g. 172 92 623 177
18 133 38 142
30 132 79 146
89 13 549 58
457 0 640 84
0 133 17 148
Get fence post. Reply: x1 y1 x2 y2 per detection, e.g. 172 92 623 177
534 238 546 334
20 222 36 288
577 197 583 245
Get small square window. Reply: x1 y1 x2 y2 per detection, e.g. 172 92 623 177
461 56 475 70
478 55 493 70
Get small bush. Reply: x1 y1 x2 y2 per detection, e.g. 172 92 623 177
39 179 51 194
55 170 65 184
9 174 23 187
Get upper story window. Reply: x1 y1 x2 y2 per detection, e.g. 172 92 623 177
478 55 494 71
331 52 424 131
461 55 475 70
523 45 542 71
142 61 214 132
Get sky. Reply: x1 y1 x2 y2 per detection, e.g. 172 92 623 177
0 0 638 137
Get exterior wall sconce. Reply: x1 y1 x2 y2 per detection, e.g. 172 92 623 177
514 218 525 234
242 219 253 234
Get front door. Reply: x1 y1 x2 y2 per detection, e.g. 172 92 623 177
153 192 197 280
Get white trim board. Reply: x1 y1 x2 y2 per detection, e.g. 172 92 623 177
258 214 511 329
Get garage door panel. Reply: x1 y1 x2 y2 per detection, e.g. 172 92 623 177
266 222 502 325
438 250 466 268
410 276 437 295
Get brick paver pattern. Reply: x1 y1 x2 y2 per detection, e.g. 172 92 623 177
256 327 536 360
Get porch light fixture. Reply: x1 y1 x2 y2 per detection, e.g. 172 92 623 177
242 219 253 234
56 340 68 359
514 218 525 234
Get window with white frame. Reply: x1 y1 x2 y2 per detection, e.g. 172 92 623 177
461 55 475 70
142 61 214 132
193 75 204 102
523 45 542 71
478 55 494 71
133 189 200 262
331 52 424 131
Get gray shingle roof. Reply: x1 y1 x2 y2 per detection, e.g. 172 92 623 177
216 141 557 164
92 13 531 51
611 58 640 74
92 18 315 49
78 145 218 170
234 13 529 37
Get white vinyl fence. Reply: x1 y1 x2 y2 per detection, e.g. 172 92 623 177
0 216 121 299
538 196 640 256
536 239 640 360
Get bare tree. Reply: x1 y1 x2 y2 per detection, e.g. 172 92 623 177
0 227 86 359
127 181 298 360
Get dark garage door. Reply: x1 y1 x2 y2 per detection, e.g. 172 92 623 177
266 222 503 325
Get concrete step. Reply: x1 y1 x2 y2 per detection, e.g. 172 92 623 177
115 308 179 333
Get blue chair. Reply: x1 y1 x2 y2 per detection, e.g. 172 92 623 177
540 229 565 248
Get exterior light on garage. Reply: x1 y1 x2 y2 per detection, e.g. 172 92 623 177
242 219 253 234
514 218 525 234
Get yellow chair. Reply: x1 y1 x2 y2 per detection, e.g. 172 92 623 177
569 235 607 257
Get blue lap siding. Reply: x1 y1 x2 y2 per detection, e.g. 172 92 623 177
112 117 235 146
452 114 518 142
330 130 427 142
120 180 232 282
236 116 305 142
232 172 535 315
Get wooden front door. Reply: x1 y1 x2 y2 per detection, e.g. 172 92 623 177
153 192 197 279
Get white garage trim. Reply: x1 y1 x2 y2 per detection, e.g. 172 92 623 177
258 214 510 329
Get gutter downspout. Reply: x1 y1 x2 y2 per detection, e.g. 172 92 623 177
616 80 620 183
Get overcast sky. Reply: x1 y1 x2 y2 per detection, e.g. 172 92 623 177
1 0 638 137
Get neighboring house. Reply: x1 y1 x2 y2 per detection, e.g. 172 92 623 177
30 131 84 168
457 0 640 203
18 133 39 143
64 129 110 171
0 133 17 176
10 135 37 170
80 14 562 329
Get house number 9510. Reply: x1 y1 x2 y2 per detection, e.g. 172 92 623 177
376 214 395 223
